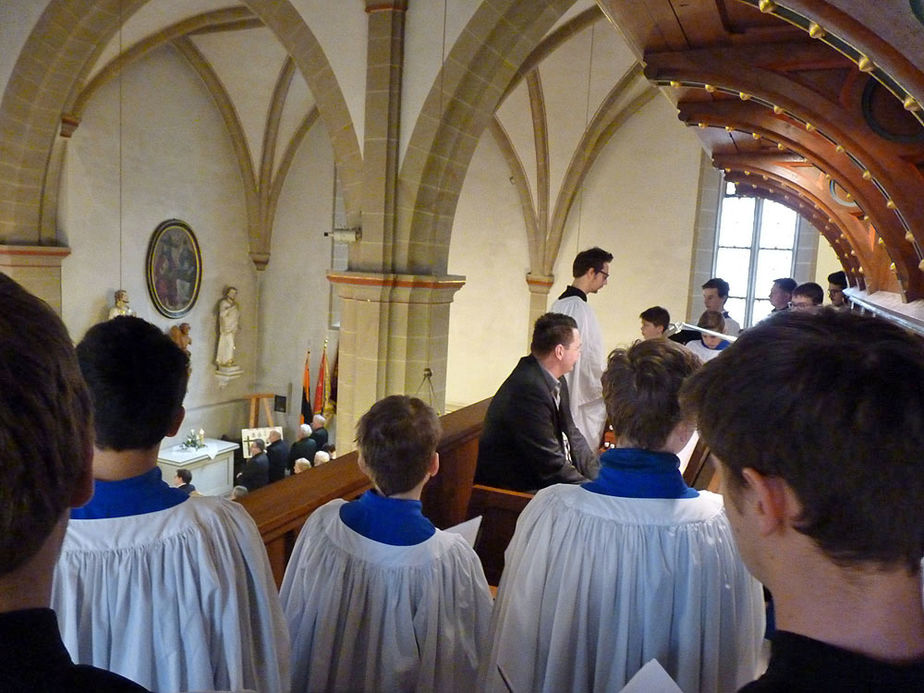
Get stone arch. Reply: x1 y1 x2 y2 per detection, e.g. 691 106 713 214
396 0 577 276
0 0 147 243
240 0 364 227
0 0 364 246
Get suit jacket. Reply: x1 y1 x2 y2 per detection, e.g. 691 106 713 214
237 453 269 491
288 437 318 472
309 427 329 451
266 439 290 483
475 355 599 492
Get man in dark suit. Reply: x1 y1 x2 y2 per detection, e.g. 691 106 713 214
309 414 329 451
265 430 289 483
475 312 599 492
236 439 269 491
287 424 317 474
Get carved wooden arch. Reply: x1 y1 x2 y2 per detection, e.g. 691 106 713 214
646 54 924 298
722 173 863 288
718 160 894 291
675 99 921 297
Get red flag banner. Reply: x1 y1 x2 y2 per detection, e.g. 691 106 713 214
324 344 338 420
313 341 328 416
300 349 311 425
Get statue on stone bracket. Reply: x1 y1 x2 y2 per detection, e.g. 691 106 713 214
215 286 242 378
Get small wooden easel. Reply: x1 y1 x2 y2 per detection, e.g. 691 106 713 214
248 393 275 428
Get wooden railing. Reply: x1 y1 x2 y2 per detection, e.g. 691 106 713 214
240 398 491 586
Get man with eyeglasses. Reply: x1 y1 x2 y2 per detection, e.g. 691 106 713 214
550 247 613 450
790 282 824 312
827 270 849 311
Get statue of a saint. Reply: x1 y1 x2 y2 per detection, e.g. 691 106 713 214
169 322 192 357
215 287 240 369
108 289 134 319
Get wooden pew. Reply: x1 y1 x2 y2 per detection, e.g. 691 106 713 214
683 436 721 492
239 452 370 587
241 398 492 586
420 398 491 529
467 485 533 586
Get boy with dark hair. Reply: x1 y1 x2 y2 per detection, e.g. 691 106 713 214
681 310 924 690
702 276 741 335
0 275 148 692
172 468 195 494
791 282 824 311
769 277 797 312
483 339 763 692
53 316 289 693
281 395 493 692
639 305 670 339
827 270 849 309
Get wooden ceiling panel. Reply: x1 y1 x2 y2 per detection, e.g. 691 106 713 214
602 0 924 299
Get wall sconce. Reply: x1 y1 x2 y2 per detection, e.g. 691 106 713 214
325 227 362 243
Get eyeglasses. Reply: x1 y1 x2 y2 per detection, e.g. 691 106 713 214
789 300 815 310
597 269 609 279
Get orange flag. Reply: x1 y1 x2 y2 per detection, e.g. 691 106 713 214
313 341 329 416
300 349 311 424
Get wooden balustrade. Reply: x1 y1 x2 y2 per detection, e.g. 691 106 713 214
240 398 491 586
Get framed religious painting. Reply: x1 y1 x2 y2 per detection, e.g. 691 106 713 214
145 219 202 318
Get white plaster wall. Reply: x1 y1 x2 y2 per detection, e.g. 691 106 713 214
257 119 339 441
814 237 843 288
446 132 532 409
59 45 258 444
551 95 702 352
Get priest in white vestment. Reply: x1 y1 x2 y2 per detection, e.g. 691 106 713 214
482 339 764 693
51 316 289 693
281 395 493 692
550 247 613 449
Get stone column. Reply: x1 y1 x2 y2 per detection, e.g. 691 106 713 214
329 271 464 454
354 0 407 271
526 272 554 351
0 245 71 313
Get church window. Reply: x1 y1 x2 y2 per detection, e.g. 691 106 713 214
713 182 800 327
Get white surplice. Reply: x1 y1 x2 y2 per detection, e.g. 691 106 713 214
280 499 494 693
52 496 290 693
550 294 606 448
482 485 765 693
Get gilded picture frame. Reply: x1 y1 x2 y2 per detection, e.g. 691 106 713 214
146 219 202 318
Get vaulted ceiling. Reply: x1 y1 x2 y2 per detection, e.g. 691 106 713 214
600 0 924 300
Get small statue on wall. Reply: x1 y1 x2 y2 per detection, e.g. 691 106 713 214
108 289 135 319
169 322 192 357
215 286 242 377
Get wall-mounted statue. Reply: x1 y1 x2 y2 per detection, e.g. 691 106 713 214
169 322 192 357
215 286 241 374
108 289 134 319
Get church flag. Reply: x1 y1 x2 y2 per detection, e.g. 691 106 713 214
300 349 311 425
314 340 329 415
324 344 338 420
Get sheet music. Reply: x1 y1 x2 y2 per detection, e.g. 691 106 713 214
443 515 482 548
619 659 683 693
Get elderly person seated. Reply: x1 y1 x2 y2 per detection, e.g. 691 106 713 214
482 339 764 692
292 458 311 474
